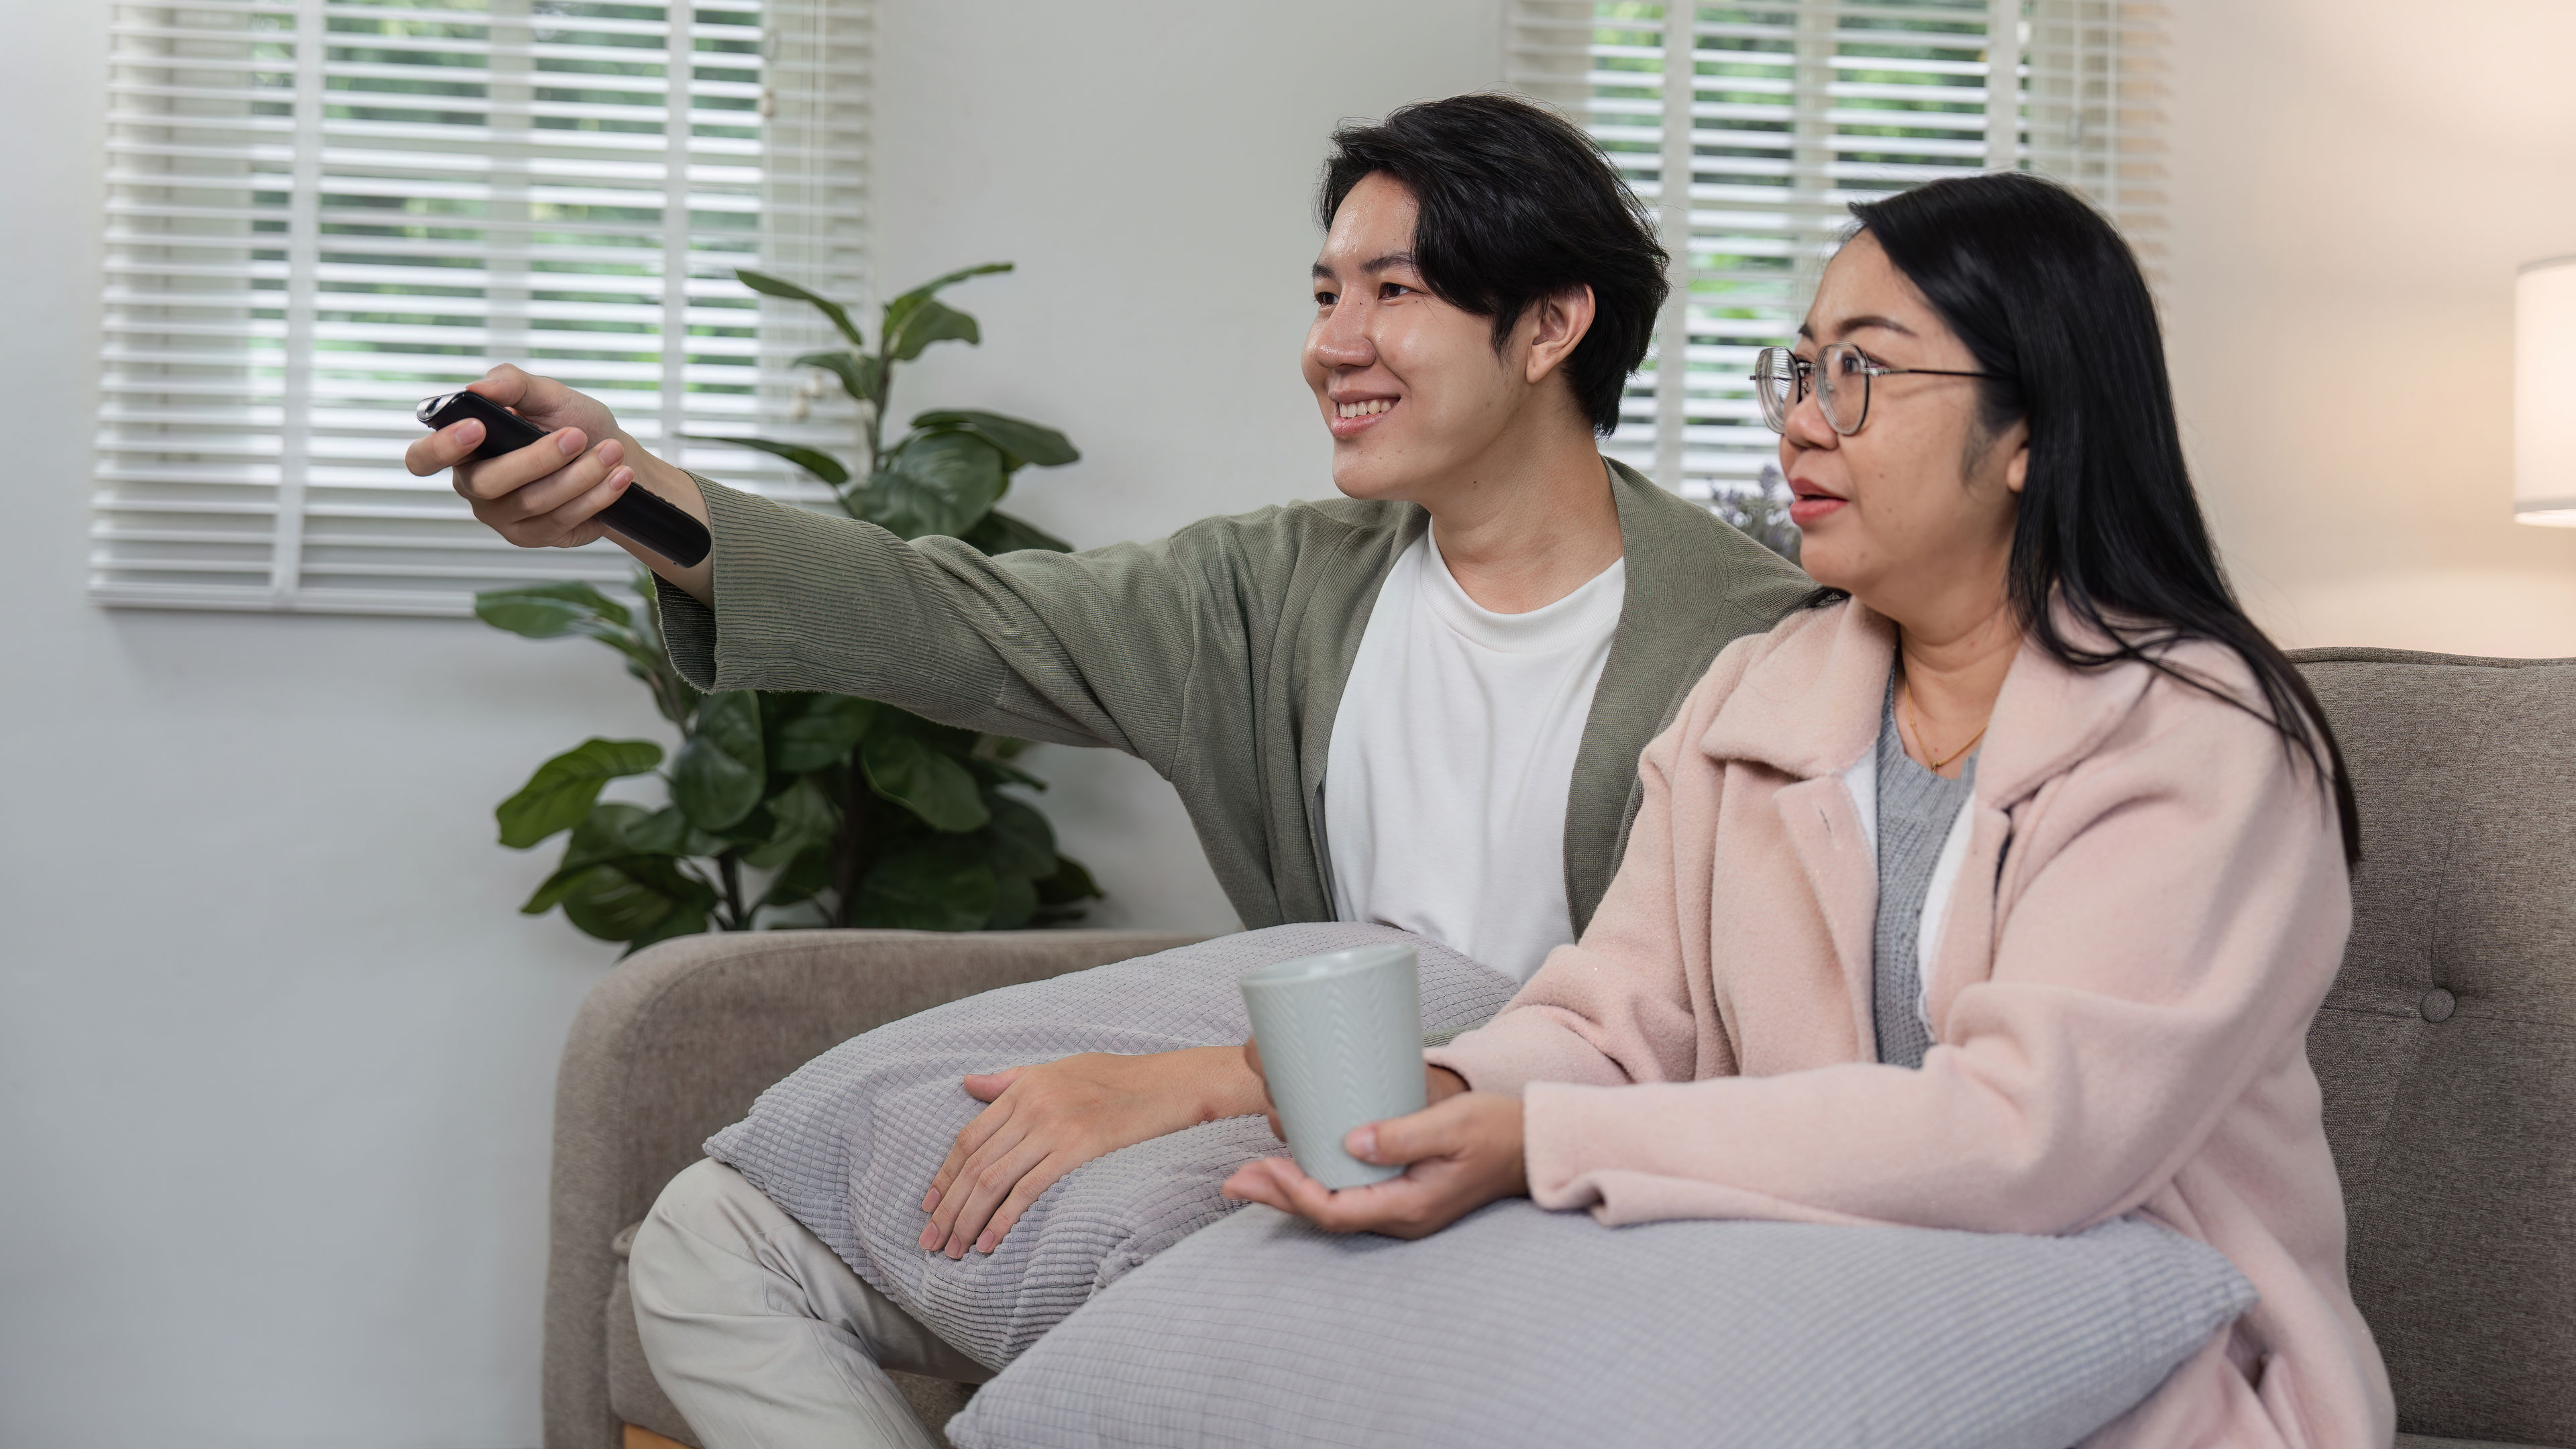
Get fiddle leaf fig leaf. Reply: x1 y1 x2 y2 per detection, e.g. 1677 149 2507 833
850 848 997 932
883 297 980 362
549 856 714 943
624 804 732 860
862 731 990 833
620 899 713 955
984 869 1038 930
769 694 877 774
1034 854 1104 907
961 508 1074 557
849 431 1007 539
741 777 838 869
475 580 632 636
672 690 767 829
758 843 835 910
879 261 1010 344
495 738 665 849
684 434 851 488
912 410 1079 470
979 794 1060 880
737 268 865 348
795 350 883 405
965 752 1049 790
557 801 663 869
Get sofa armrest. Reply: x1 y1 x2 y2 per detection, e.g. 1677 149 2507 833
541 928 1203 1449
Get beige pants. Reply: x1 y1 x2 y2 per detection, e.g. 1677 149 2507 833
629 1159 991 1449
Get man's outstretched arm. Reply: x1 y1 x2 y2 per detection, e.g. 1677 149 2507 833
407 365 1232 769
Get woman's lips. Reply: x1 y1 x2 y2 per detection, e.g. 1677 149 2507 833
1788 494 1846 526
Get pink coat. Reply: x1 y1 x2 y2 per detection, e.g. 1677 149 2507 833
1428 600 2394 1448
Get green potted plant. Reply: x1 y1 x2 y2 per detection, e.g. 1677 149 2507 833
477 263 1101 953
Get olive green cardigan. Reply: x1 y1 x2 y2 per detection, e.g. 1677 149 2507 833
657 459 1810 934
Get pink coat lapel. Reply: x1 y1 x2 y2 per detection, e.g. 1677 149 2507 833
1697 604 1894 1059
1693 600 2166 1054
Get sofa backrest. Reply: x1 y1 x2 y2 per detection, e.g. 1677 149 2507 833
2296 648 2576 1448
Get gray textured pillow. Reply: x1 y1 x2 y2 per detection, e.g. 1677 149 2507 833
948 1201 2255 1449
704 923 1518 1370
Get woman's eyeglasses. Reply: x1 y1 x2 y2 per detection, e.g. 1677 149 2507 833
1752 343 1998 437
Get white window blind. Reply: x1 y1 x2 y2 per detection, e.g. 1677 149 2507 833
93 0 869 615
1509 1 2165 518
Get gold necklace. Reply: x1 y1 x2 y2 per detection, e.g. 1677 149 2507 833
1899 677 1986 773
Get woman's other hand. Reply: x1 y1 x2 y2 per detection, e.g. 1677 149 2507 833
1218 1089 1527 1239
402 364 712 600
918 1044 1266 1258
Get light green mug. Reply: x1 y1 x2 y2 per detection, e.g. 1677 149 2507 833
1240 942 1427 1190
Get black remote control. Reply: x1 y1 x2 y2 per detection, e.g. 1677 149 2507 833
417 390 712 568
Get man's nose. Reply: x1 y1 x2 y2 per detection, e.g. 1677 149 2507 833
1311 297 1375 368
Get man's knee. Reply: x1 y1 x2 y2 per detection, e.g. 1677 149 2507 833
645 1159 757 1244
629 1159 776 1322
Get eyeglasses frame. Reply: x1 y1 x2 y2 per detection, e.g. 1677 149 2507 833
1752 343 1999 437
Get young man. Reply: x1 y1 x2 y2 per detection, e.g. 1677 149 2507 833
413 94 1807 1448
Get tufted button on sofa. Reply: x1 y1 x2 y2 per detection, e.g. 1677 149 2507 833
543 648 2575 1449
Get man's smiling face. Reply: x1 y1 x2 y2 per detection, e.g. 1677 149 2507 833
1303 173 1534 504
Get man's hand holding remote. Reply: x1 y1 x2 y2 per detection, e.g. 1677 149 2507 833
404 364 714 604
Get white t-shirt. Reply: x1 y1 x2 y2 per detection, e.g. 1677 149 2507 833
1322 531 1627 983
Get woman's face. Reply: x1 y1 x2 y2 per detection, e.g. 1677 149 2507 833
1782 232 2027 627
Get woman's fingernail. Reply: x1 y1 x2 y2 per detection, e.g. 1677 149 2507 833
607 467 633 490
1346 1125 1378 1160
919 1226 941 1250
921 1189 941 1212
557 430 582 456
455 419 484 444
977 1234 996 1254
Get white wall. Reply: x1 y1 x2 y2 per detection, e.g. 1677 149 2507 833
0 2 1502 1446
2163 0 2576 655
6 1 2574 1445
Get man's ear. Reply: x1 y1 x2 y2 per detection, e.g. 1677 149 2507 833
1521 284 1596 387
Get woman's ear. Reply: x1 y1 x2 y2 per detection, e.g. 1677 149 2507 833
1521 284 1597 386
1992 418 2031 495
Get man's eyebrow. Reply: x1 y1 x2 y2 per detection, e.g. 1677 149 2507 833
1313 252 1422 284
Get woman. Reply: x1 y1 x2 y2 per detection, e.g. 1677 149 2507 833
1224 171 2396 1447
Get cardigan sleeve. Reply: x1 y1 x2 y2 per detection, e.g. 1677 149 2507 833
1513 667 2353 1234
655 476 1303 773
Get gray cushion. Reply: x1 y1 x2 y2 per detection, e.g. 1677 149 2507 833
704 923 1518 1369
947 1200 2255 1449
2295 650 2576 1446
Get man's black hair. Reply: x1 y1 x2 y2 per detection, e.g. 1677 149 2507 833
1319 93 1668 436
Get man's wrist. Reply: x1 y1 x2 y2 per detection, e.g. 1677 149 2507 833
630 448 707 521
1181 1044 1271 1124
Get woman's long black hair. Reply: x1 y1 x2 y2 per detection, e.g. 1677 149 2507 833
1843 171 2360 864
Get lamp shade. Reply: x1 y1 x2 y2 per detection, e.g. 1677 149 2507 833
2518 255 2576 527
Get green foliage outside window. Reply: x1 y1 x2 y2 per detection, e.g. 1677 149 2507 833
478 264 1102 953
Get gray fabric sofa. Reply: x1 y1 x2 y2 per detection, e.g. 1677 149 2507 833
541 648 2575 1448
